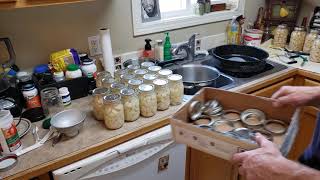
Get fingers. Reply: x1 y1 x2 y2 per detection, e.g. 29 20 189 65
271 86 294 100
231 151 250 165
255 133 272 148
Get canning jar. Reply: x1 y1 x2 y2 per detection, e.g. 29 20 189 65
103 94 124 130
158 69 173 79
289 27 307 52
120 73 135 86
120 88 140 122
134 69 148 80
153 79 170 111
310 36 320 63
141 62 155 69
102 77 115 88
143 74 158 84
127 64 140 75
168 74 184 106
148 66 162 75
96 71 111 88
110 82 126 95
40 87 64 117
92 87 110 121
114 69 127 82
139 84 157 117
303 29 319 53
128 79 143 92
273 24 289 48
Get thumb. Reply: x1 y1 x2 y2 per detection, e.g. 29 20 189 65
255 133 272 148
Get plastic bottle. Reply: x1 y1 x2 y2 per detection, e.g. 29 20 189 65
22 84 41 109
81 58 97 78
227 16 239 44
163 32 172 61
155 40 164 62
65 64 82 79
59 87 71 106
142 39 154 59
0 110 22 154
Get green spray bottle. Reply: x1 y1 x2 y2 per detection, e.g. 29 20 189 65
163 32 172 61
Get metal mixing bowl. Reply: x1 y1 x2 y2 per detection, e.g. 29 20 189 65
50 109 86 137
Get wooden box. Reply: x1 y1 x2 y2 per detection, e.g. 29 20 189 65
170 88 300 160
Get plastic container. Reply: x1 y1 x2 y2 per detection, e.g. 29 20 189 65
0 110 22 153
22 84 41 109
303 29 319 53
289 27 307 52
96 71 111 88
153 79 170 111
53 71 65 82
66 64 82 79
168 74 184 105
120 88 140 122
81 58 97 78
243 29 263 46
139 84 157 117
158 69 173 79
310 36 320 63
103 94 124 130
59 87 71 106
155 40 164 62
92 87 110 121
273 24 289 48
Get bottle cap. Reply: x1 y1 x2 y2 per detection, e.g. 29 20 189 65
59 87 69 95
34 64 49 74
67 64 79 71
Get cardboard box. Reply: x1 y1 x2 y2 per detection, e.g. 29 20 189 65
170 88 300 160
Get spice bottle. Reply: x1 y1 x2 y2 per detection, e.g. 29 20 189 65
168 74 184 105
103 94 124 130
92 87 110 121
153 79 170 111
120 88 140 122
139 84 157 117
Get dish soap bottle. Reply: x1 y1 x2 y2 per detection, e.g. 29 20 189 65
226 16 239 44
163 32 172 61
142 39 154 59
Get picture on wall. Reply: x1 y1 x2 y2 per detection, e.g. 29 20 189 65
141 0 161 23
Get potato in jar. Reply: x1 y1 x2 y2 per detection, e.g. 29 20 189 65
168 74 184 106
273 24 289 48
92 87 110 121
139 84 157 117
310 37 320 63
120 88 140 122
289 27 306 52
153 79 170 111
103 94 125 130
303 30 318 53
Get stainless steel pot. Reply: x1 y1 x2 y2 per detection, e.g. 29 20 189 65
172 64 221 89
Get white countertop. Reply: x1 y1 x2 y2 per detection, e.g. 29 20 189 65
260 40 320 74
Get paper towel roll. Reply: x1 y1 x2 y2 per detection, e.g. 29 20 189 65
100 28 115 76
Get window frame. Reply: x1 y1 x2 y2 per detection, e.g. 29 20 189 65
131 0 245 36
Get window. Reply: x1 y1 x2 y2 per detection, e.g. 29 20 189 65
132 0 245 36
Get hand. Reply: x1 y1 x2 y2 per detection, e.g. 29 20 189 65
271 86 320 107
231 133 296 180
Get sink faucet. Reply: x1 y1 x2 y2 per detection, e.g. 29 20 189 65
172 33 199 61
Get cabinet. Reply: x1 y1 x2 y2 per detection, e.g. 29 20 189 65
250 78 294 97
0 0 94 9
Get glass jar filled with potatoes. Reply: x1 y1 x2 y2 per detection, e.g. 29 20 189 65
138 84 157 117
153 79 170 111
120 88 140 122
273 24 289 48
92 87 110 121
103 94 125 130
289 27 307 52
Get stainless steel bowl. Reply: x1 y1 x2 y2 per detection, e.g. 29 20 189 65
50 109 86 137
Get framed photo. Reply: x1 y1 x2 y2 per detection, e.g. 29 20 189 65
141 0 161 23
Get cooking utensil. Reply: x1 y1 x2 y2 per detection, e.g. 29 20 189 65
172 64 220 90
0 153 18 172
210 45 269 74
50 109 86 137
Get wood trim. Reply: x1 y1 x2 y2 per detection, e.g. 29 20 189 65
185 147 191 180
5 118 170 180
297 69 320 81
250 78 295 97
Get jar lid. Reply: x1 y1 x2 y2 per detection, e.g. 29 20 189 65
168 74 182 81
93 87 110 95
67 64 80 71
34 64 49 74
156 40 163 45
153 79 168 86
53 71 64 78
310 29 319 34
148 66 162 72
0 98 15 109
128 79 143 86
127 64 140 70
17 72 32 82
134 69 148 75
22 84 35 91
278 24 287 28
120 88 135 96
143 74 158 81
97 71 111 78
158 69 173 76
58 87 69 94
111 82 126 89
82 58 94 65
139 84 154 92
0 110 13 126
115 69 127 75
121 73 135 80
141 62 155 68
103 94 121 103
294 26 305 31
102 77 115 84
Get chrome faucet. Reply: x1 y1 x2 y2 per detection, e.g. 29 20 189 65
172 33 199 61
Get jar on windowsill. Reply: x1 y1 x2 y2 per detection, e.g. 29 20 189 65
153 79 170 111
92 87 110 121
103 94 124 130
139 84 157 117
120 88 140 122
168 74 184 106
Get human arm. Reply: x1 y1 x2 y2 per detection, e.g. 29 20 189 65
231 133 320 180
271 86 320 108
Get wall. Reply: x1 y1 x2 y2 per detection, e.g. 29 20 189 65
297 0 320 25
0 0 265 69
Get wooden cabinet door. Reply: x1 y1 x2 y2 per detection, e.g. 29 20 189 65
304 79 320 86
250 78 294 98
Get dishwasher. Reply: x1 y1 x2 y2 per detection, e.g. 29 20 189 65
52 125 186 180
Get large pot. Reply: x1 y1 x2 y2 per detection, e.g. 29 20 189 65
172 64 220 90
210 45 269 74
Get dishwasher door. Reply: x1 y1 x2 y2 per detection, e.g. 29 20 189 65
53 125 186 180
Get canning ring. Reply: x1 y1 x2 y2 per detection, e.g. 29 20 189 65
222 109 241 122
241 109 266 129
264 120 287 135
252 129 274 142
211 120 235 133
193 115 214 126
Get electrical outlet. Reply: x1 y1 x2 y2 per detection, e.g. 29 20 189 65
88 36 102 56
